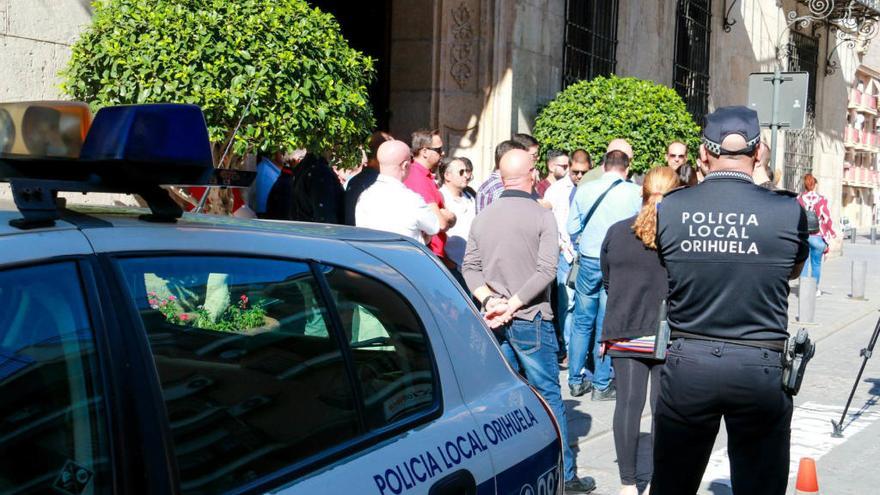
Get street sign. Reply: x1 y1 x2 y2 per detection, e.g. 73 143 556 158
747 71 809 129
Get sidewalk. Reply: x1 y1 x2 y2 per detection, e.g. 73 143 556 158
561 235 880 494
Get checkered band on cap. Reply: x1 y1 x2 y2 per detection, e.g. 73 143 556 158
702 134 760 155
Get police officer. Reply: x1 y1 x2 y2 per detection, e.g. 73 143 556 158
651 106 809 494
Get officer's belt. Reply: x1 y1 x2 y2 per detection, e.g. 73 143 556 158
670 330 786 352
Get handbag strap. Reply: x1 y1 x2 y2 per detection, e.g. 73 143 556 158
574 178 623 246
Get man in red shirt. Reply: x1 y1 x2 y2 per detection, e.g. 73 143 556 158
404 129 456 260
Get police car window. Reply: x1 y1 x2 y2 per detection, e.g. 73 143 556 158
0 262 108 495
322 266 437 430
116 256 360 494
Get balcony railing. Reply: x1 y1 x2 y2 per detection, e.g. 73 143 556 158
850 89 863 107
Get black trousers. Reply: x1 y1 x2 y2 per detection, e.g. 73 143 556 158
651 338 793 495
612 356 661 485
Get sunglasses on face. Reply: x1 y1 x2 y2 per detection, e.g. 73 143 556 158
425 146 444 155
668 154 686 159
571 169 587 176
457 168 472 176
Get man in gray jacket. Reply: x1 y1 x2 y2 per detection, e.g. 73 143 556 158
462 148 596 494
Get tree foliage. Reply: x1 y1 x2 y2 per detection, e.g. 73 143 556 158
533 76 701 174
62 0 375 167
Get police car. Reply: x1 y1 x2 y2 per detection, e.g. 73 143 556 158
0 102 563 495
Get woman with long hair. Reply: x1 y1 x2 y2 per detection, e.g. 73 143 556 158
797 173 836 296
600 167 681 495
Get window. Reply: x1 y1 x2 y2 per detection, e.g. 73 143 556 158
118 256 358 494
0 262 108 495
783 31 819 191
322 266 437 430
673 0 712 124
786 31 819 115
562 0 620 87
117 256 437 493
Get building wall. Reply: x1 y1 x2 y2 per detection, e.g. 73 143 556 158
0 0 91 101
3 0 876 230
611 0 863 254
615 0 676 86
509 0 564 133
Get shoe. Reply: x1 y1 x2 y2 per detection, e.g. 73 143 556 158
559 356 569 370
564 476 597 494
569 381 593 397
816 289 822 298
592 384 617 401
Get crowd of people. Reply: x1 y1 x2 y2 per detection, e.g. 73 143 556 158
249 108 827 494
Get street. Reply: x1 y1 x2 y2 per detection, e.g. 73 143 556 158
564 235 880 495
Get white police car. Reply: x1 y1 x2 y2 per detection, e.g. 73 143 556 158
0 102 563 495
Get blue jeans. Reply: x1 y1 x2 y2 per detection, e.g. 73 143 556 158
556 253 575 349
800 235 826 285
497 313 577 481
568 256 613 390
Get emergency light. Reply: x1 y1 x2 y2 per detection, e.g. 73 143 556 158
0 101 91 158
0 102 254 229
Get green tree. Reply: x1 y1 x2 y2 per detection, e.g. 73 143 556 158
62 0 375 168
533 76 701 174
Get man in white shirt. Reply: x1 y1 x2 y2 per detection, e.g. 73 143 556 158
439 157 476 269
356 140 440 243
544 153 591 357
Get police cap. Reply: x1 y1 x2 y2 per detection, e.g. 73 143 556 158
702 106 760 156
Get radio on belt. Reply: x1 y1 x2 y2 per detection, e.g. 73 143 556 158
782 328 815 395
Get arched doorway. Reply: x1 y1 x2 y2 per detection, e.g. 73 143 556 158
309 0 393 130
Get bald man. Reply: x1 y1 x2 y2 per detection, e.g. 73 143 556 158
578 138 634 186
665 141 688 171
355 140 440 242
463 149 597 494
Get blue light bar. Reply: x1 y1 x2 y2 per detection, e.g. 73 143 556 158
0 103 253 228
81 103 213 167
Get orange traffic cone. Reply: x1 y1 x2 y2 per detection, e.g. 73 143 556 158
795 457 819 494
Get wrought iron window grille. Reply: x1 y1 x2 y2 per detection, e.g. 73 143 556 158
674 0 712 125
562 0 619 87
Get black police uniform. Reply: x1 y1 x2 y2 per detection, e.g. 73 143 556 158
652 170 809 494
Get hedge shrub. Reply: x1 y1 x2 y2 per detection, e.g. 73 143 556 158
62 0 375 167
533 76 701 174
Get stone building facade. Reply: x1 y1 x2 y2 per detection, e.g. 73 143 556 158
842 59 880 230
0 0 91 101
4 0 879 245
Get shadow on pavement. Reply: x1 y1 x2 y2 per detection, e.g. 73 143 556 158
838 379 879 431
565 399 592 453
707 481 733 495
866 377 880 396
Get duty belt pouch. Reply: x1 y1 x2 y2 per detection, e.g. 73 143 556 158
653 300 671 360
782 328 815 395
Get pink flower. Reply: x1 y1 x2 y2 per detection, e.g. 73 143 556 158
179 314 189 321
148 299 157 306
168 295 177 301
148 291 157 296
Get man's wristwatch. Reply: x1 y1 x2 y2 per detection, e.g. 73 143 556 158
481 294 495 309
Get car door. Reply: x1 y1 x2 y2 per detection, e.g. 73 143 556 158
105 248 495 495
0 247 114 494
